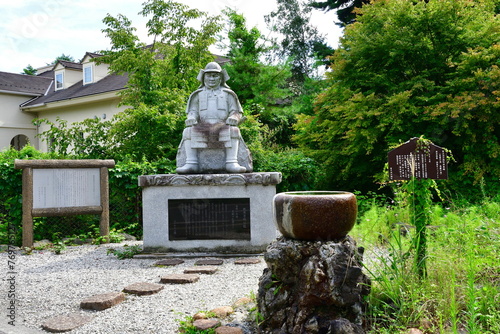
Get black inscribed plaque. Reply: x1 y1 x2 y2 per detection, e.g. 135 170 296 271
168 198 251 240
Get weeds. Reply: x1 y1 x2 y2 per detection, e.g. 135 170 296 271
176 312 217 334
106 244 142 259
351 195 500 333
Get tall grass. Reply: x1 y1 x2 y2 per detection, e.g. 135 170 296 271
352 194 500 333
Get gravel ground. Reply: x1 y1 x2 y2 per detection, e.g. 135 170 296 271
1 241 266 334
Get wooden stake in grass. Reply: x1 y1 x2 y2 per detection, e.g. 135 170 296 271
388 136 450 278
408 177 432 278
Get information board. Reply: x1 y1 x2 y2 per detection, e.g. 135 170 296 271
168 198 251 240
33 168 101 209
388 138 448 180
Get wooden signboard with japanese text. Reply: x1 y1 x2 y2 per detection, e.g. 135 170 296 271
14 159 115 248
388 138 448 181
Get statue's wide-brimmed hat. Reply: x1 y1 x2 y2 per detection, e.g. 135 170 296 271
197 62 230 83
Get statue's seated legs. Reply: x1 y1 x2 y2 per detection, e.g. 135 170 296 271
176 139 200 174
176 125 249 174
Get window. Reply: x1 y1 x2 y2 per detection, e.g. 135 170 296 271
10 135 29 150
84 65 93 84
55 73 64 89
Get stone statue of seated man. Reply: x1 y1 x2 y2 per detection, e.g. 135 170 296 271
176 62 253 174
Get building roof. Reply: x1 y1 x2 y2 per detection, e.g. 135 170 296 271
0 71 52 96
22 72 128 107
56 60 83 70
84 52 102 59
11 51 230 108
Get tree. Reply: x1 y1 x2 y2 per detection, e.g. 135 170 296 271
49 54 75 64
220 8 291 107
37 0 223 162
265 0 329 85
216 8 298 148
22 65 37 75
95 0 222 113
22 54 75 75
295 0 500 196
310 0 370 26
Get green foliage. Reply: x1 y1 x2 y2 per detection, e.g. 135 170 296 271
176 311 217 333
109 158 175 238
35 117 113 159
96 0 223 114
220 8 292 108
310 0 370 26
35 105 184 162
50 53 75 64
22 64 37 75
106 244 142 259
265 0 328 84
109 105 184 161
295 0 500 197
253 148 323 192
351 193 500 333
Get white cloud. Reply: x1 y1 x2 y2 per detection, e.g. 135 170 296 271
0 0 342 74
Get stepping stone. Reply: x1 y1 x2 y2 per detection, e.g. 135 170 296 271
216 326 244 334
193 312 208 320
160 274 200 284
193 319 220 331
123 282 164 296
233 297 252 308
80 292 125 311
234 258 261 265
195 259 223 266
184 266 218 275
210 306 234 318
154 259 185 267
41 312 93 333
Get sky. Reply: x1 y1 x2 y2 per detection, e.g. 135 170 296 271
0 0 343 74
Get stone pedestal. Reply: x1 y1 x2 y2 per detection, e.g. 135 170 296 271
139 172 281 253
257 236 371 334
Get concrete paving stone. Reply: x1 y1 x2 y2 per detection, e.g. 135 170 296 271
194 259 224 266
122 282 164 296
160 274 200 284
184 266 219 275
41 313 93 333
80 292 125 311
234 258 261 265
153 259 185 266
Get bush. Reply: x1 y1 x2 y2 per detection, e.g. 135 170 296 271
0 146 175 245
253 148 324 192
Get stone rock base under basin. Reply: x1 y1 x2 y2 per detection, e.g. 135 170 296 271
257 236 371 334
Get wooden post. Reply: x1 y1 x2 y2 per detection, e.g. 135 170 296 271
22 167 34 248
99 166 110 243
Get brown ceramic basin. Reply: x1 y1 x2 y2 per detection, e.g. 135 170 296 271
273 191 357 241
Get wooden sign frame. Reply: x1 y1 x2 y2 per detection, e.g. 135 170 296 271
14 159 115 248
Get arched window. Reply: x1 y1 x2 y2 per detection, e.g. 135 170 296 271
10 134 30 150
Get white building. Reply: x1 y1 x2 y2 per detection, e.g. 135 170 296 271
0 52 229 152
0 52 127 151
